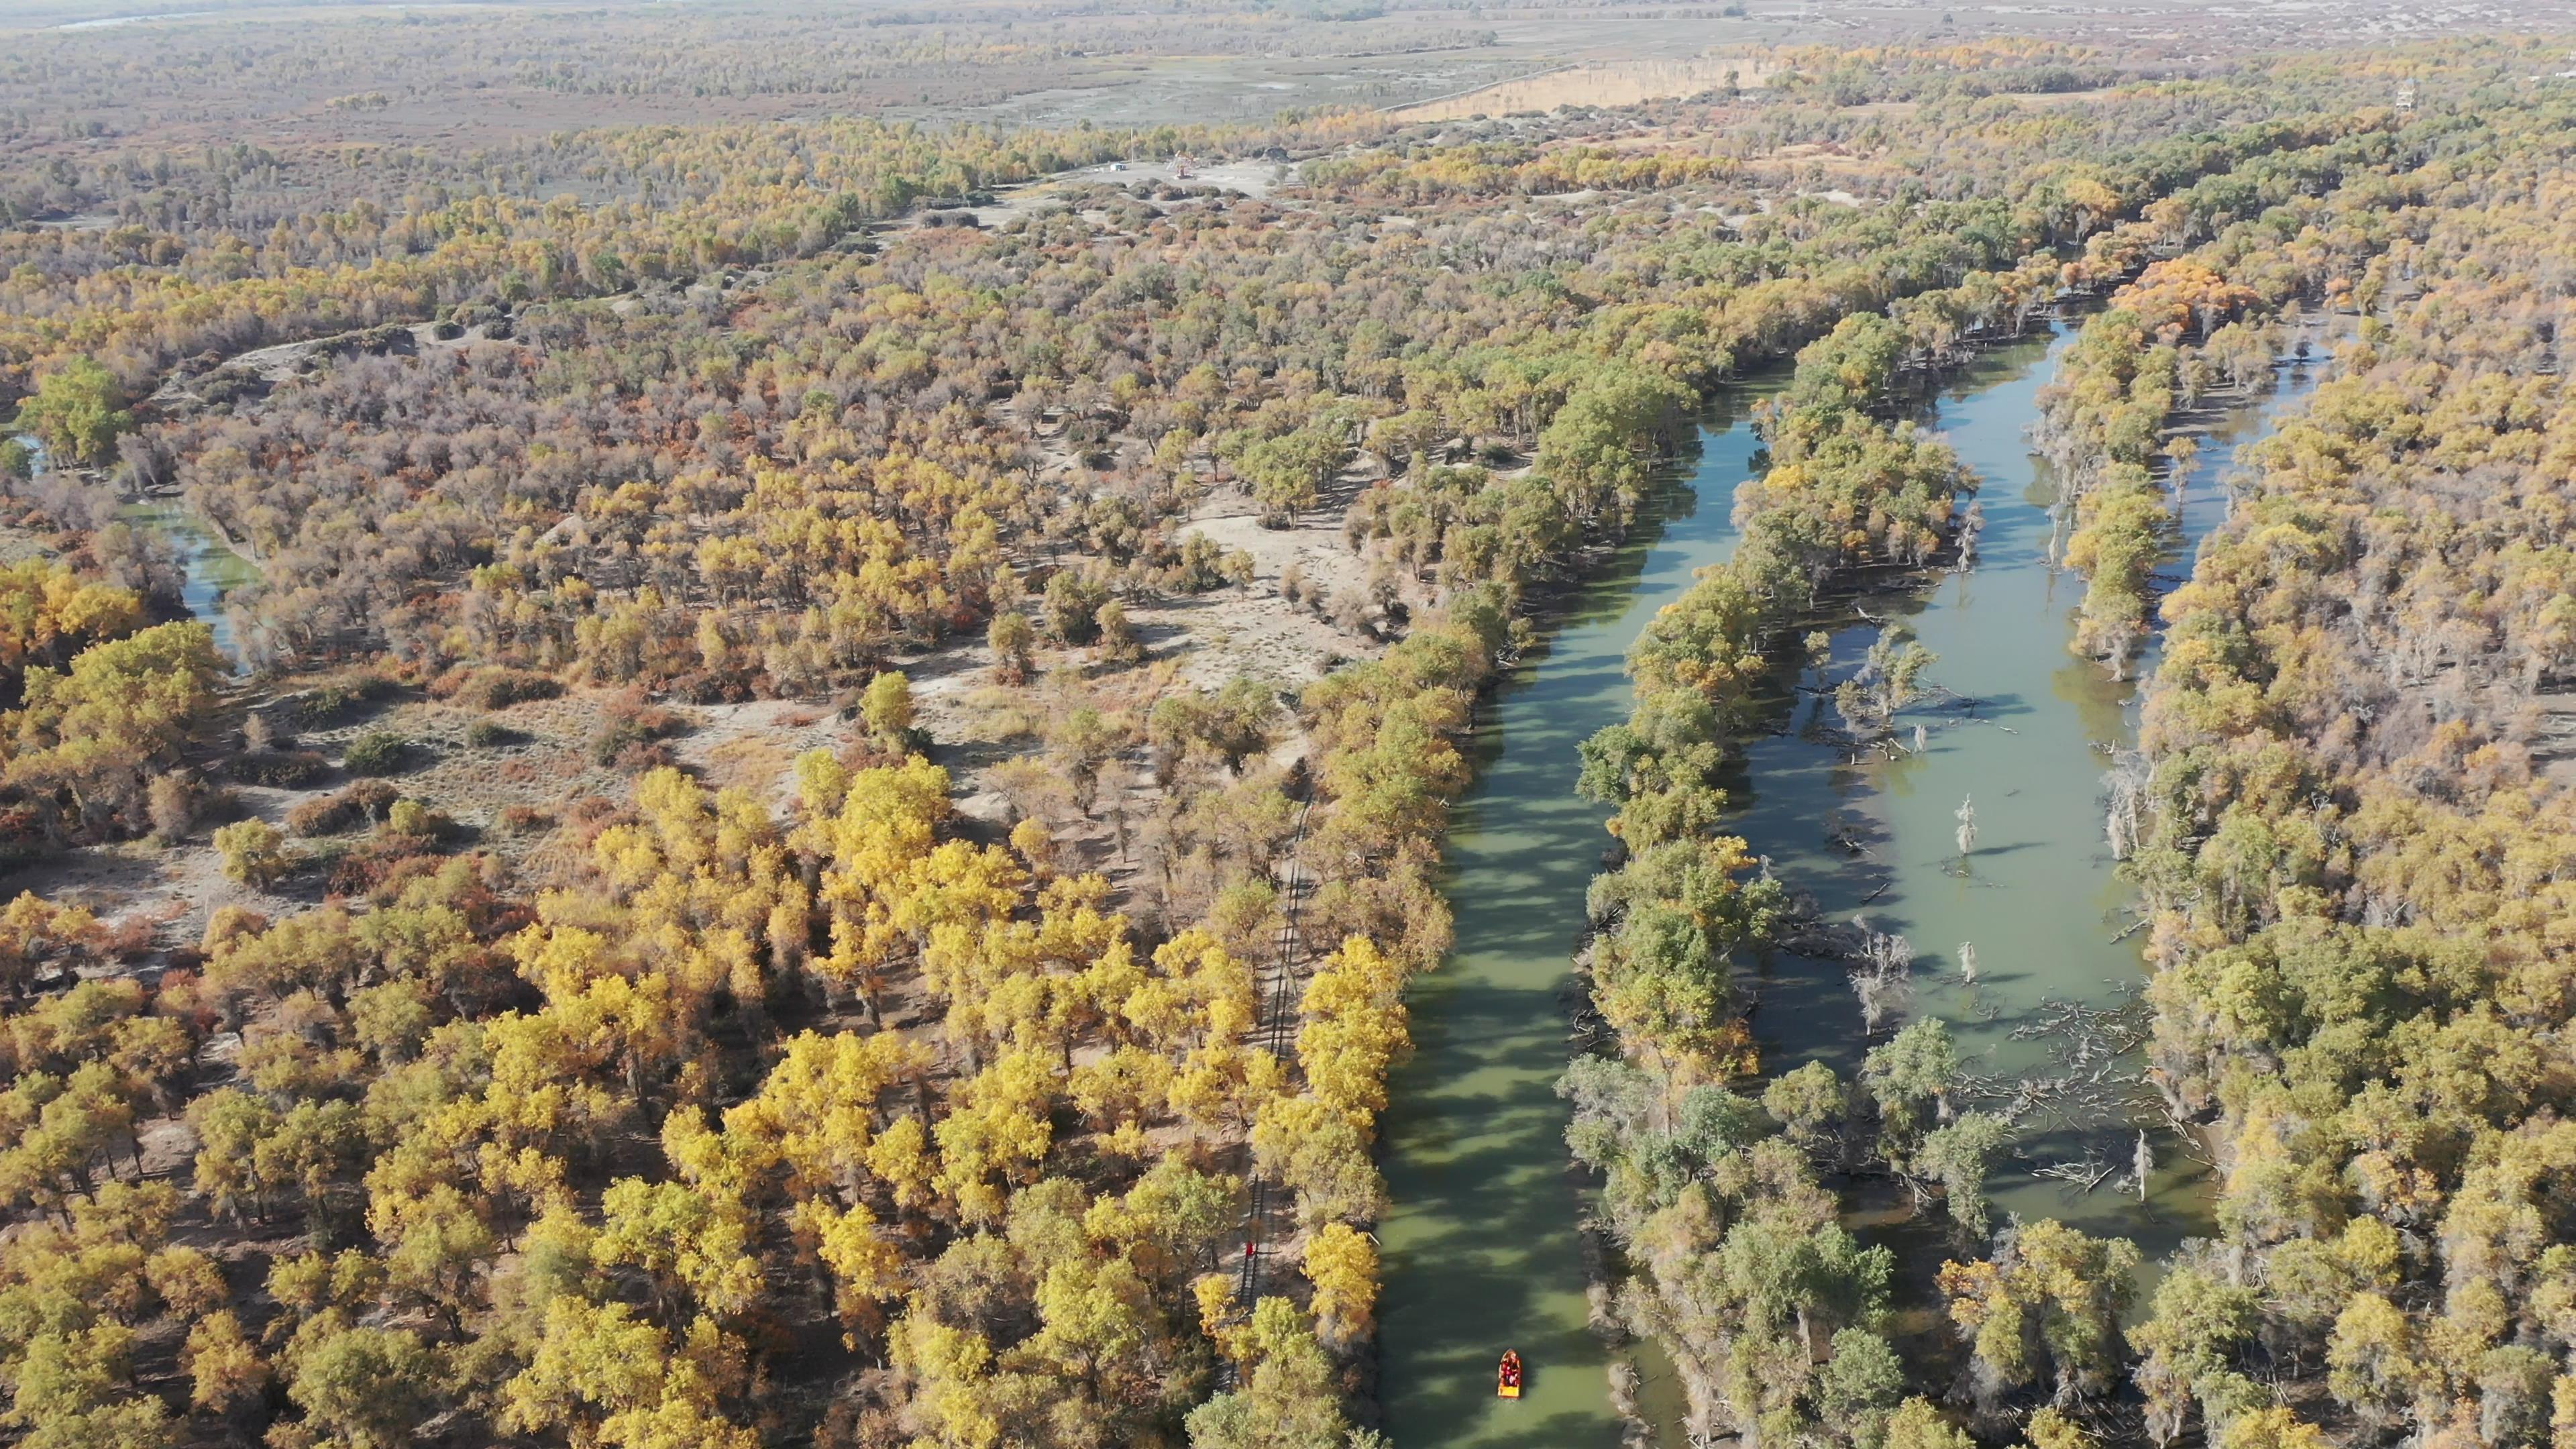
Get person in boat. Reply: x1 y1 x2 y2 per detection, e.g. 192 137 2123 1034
1498 1351 1523 1391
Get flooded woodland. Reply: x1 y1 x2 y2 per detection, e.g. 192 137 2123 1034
1379 322 2332 1446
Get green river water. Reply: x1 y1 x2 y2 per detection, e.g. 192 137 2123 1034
117 498 258 667
1376 382 1779 1449
1375 321 2330 1448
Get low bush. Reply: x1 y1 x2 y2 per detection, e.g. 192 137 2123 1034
341 731 410 776
495 805 554 836
454 668 563 711
590 695 691 766
329 847 443 901
285 780 399 837
213 819 289 887
610 741 680 775
289 670 399 727
229 750 331 788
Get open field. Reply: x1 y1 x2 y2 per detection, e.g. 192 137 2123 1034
5 0 2563 164
1388 54 1784 119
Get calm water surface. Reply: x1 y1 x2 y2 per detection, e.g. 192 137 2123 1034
1739 329 2330 1248
117 498 258 665
1377 386 1776 1449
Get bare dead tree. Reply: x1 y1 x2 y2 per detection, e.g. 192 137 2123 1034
1850 917 1915 1036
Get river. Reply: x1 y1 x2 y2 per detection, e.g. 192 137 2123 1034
1374 320 2330 1446
115 497 258 665
1375 383 1780 1449
1739 326 2330 1250
9 431 254 664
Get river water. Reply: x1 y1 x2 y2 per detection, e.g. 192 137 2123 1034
9 431 254 663
1739 327 2329 1249
115 497 257 665
1376 384 1780 1449
1375 321 2330 1446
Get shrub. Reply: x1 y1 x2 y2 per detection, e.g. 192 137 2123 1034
329 847 442 901
455 669 562 711
290 670 399 727
384 800 438 839
669 669 755 705
610 741 680 774
213 820 288 887
282 798 345 837
495 805 554 836
341 732 410 775
229 751 331 788
1096 600 1142 665
147 771 197 842
285 781 398 837
463 720 523 749
590 696 690 766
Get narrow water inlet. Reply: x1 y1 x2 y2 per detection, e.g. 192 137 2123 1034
114 497 258 666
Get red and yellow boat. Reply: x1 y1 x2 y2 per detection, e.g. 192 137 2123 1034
1497 1350 1523 1399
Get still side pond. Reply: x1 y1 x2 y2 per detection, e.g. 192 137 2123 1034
1374 322 2329 1447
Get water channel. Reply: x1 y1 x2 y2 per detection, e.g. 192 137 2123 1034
1739 327 2329 1248
1375 321 2330 1446
9 431 254 663
116 496 258 665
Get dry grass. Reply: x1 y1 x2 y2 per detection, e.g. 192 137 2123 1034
1388 54 1781 122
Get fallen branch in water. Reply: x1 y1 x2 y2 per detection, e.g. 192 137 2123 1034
2031 1155 2122 1193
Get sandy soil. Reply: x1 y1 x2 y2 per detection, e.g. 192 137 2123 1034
1140 481 1389 693
148 319 511 413
961 158 1297 230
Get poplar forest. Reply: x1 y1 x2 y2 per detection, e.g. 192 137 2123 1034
0 6 2572 1449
